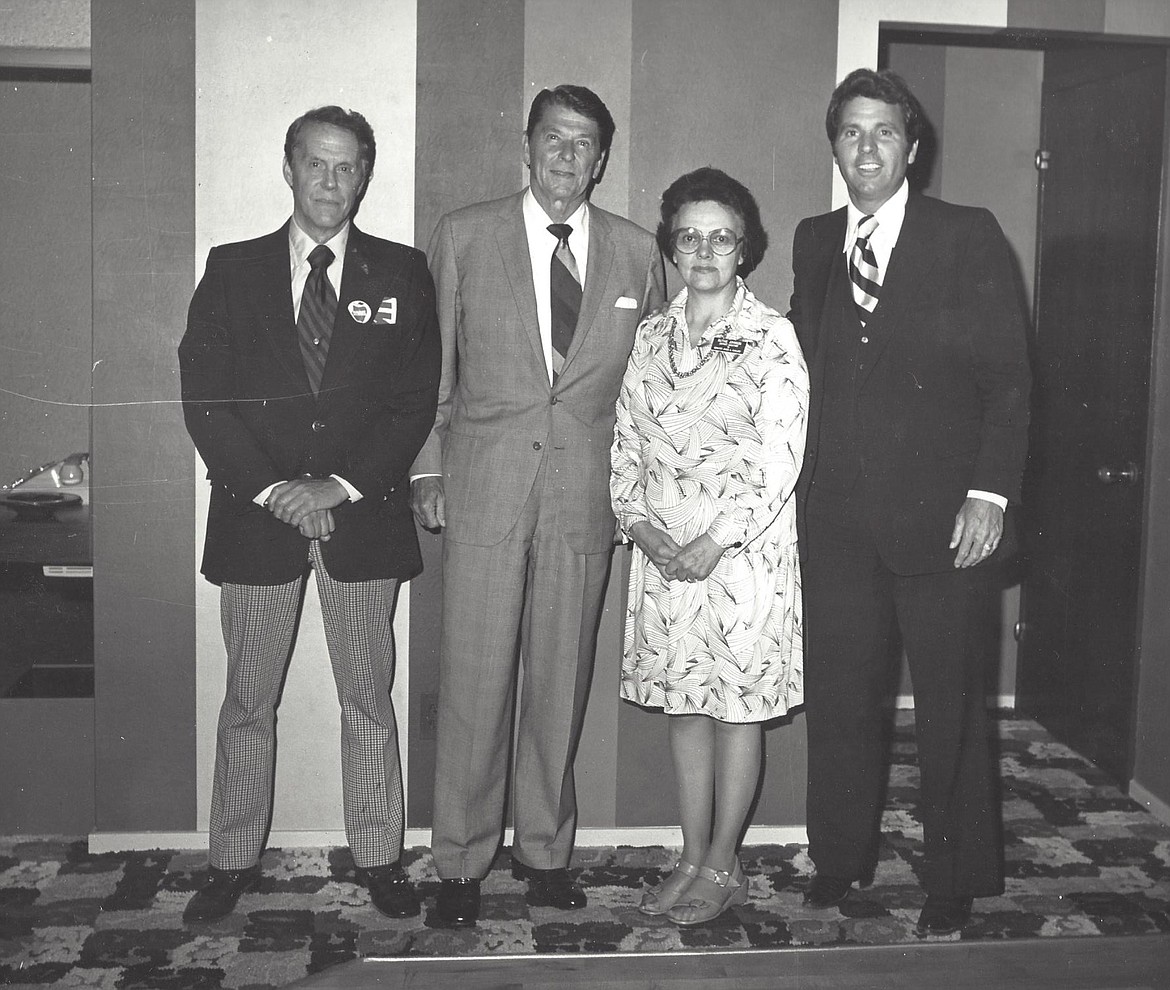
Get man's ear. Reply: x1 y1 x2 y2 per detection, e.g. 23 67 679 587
522 133 531 169
282 156 294 190
908 140 919 166
593 149 608 180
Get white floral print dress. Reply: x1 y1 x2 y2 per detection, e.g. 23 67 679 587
610 279 808 722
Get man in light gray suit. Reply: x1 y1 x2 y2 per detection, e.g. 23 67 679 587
411 84 665 927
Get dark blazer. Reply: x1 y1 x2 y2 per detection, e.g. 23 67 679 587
180 222 441 585
790 193 1031 575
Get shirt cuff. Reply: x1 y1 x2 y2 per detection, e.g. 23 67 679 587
255 482 284 507
967 489 1007 511
331 475 361 502
409 473 442 481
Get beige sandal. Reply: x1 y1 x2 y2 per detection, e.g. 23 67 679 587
638 859 701 916
666 860 748 925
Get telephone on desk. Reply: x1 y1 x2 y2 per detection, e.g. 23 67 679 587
0 452 90 515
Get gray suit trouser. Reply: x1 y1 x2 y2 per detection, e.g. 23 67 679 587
431 457 611 878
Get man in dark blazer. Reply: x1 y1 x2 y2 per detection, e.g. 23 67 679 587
789 69 1030 935
410 85 665 927
179 106 440 924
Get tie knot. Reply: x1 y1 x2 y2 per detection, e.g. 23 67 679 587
308 244 335 271
548 223 573 247
856 214 878 240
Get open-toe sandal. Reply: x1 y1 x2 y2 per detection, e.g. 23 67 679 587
638 859 701 916
666 860 748 925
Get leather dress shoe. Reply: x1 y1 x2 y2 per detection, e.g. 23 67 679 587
357 862 419 918
183 865 261 923
511 861 587 910
802 874 853 908
916 894 973 935
434 878 481 927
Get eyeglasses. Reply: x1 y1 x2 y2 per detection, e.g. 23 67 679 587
670 227 744 256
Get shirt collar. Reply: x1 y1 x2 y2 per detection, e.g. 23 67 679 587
843 179 909 253
289 217 351 269
523 188 589 240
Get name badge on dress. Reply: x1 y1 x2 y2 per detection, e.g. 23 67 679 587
711 337 748 354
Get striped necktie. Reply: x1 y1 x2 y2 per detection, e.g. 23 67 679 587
297 244 337 395
548 222 581 380
849 214 881 326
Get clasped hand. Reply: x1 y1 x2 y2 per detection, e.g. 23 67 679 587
629 522 726 582
266 477 348 541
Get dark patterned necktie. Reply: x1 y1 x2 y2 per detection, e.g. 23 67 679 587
849 214 881 326
298 244 337 394
548 223 581 380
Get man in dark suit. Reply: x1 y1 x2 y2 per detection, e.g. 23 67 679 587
179 106 440 924
410 85 665 927
789 69 1030 935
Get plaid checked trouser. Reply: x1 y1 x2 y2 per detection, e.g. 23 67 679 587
208 540 403 870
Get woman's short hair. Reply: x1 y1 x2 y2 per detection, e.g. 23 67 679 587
657 167 767 277
284 106 377 180
825 68 925 145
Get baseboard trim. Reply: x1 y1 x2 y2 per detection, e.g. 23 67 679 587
1128 780 1170 826
88 825 808 855
895 694 1016 710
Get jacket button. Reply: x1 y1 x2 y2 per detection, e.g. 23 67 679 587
312 420 325 432
550 396 559 405
533 441 543 451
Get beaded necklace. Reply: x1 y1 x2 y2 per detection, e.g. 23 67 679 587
666 319 719 379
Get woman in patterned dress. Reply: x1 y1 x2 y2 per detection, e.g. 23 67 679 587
611 168 808 924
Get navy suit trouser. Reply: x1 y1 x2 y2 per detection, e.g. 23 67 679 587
802 486 1004 899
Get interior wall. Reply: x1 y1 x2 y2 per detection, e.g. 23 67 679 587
192 0 418 839
83 0 1170 841
91 0 198 831
409 0 526 829
409 0 837 834
0 73 91 489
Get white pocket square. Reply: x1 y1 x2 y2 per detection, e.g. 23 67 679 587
615 296 639 309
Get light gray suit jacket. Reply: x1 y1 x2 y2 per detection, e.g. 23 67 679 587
412 191 666 554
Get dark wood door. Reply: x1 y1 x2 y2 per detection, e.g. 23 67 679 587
1017 45 1166 785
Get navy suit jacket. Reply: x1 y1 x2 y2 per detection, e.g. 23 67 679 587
789 193 1031 575
180 222 440 585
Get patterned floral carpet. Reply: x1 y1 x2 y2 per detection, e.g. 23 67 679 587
3 712 1169 988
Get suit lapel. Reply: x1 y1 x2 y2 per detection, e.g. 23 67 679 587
257 223 313 395
560 204 613 378
494 197 545 373
855 194 937 388
318 226 390 398
810 210 848 387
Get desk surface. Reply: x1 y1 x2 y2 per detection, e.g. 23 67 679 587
0 504 92 566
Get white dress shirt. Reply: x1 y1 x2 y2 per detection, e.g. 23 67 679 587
522 188 590 384
253 218 361 505
841 180 1005 512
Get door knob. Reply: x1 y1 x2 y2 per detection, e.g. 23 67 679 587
1014 620 1025 642
1096 461 1140 485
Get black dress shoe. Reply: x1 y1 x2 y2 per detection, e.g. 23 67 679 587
357 862 420 918
434 877 481 927
183 865 261 923
511 861 587 910
916 894 973 935
802 874 853 908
